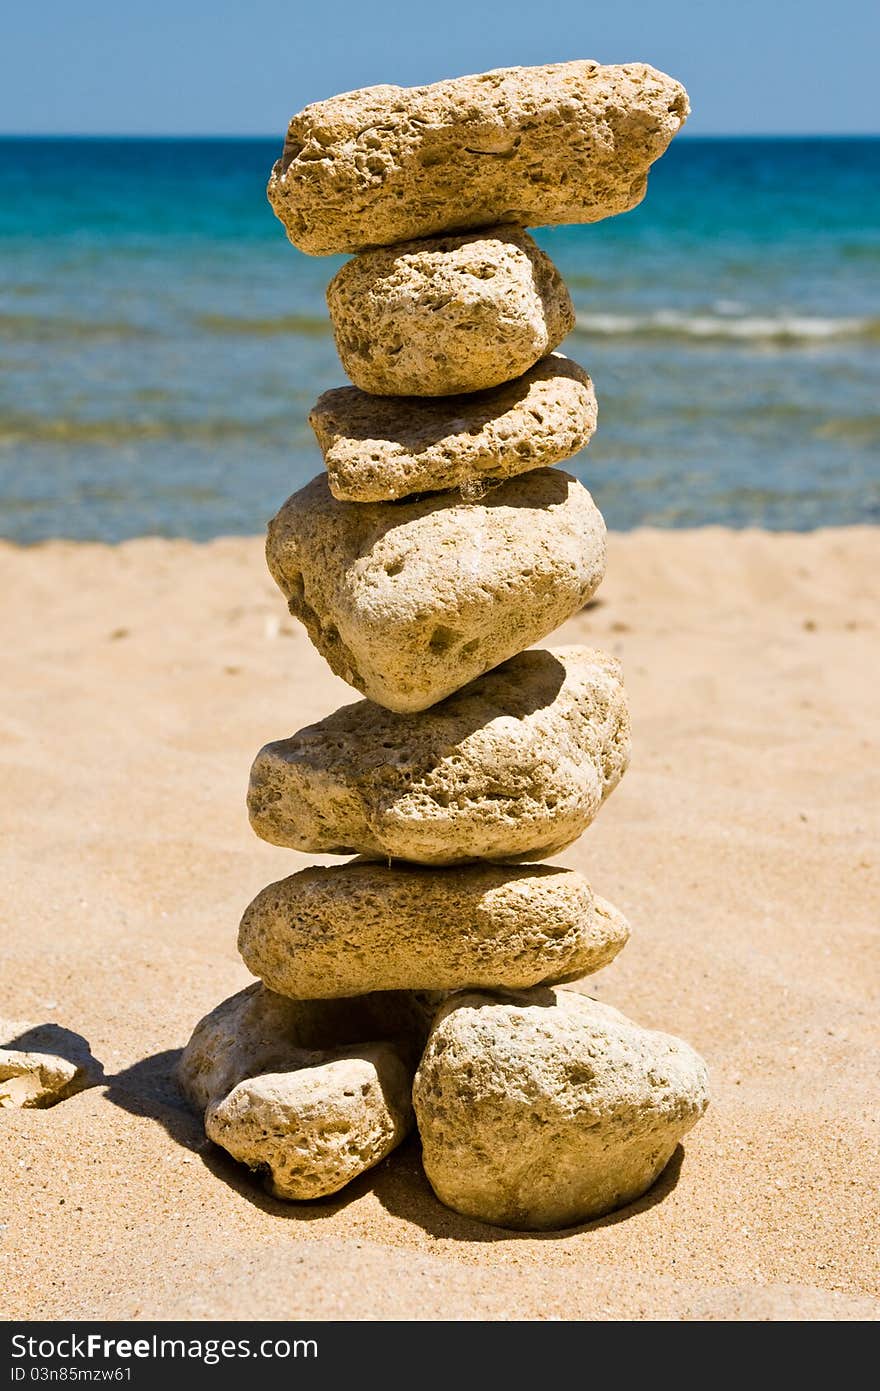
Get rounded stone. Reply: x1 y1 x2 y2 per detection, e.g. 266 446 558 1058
413 987 710 1230
177 981 430 1115
265 469 606 713
326 227 574 397
205 1043 413 1201
238 861 630 998
310 354 597 503
247 645 630 866
267 61 689 255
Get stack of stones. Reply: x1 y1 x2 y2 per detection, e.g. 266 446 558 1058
179 60 709 1230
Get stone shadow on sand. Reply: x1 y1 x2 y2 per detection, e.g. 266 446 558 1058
2 1022 104 1075
103 1048 203 1149
103 1046 684 1236
102 1046 377 1219
370 1136 686 1243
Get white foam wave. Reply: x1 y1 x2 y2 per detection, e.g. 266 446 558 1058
573 309 875 342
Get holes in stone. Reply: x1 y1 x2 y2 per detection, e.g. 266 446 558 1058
564 1064 596 1087
428 625 461 654
281 139 305 169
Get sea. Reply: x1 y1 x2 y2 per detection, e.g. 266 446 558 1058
1 136 878 542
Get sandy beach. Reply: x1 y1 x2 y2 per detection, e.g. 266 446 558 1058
1 526 877 1321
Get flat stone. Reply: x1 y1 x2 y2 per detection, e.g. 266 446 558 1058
266 469 606 713
310 354 597 502
239 861 630 998
326 227 573 396
177 982 432 1114
0 1051 82 1109
267 61 689 255
205 1043 413 1201
0 1020 102 1109
248 645 630 865
413 987 710 1230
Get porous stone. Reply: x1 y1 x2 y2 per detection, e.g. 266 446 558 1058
268 61 689 255
248 645 630 865
413 987 710 1230
0 1020 102 1109
0 1050 82 1109
266 469 606 713
205 1043 413 1200
326 227 574 397
238 862 630 998
310 354 597 502
177 982 432 1114
556 895 632 985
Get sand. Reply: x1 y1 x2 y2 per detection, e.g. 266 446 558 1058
1 527 877 1322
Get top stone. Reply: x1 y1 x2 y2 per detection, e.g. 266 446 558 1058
267 61 689 255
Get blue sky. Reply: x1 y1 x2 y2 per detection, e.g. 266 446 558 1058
3 0 878 136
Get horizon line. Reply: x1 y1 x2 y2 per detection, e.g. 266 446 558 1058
1 130 878 141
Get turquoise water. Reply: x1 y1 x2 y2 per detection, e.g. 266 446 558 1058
1 136 878 541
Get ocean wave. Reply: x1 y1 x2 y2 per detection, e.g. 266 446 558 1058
0 413 301 446
814 415 880 443
0 312 155 341
0 310 333 342
195 312 329 336
573 310 880 345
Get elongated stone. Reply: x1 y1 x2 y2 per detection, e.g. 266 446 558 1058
310 354 597 502
326 227 573 396
247 646 630 866
239 861 630 998
266 469 606 713
413 987 710 1230
268 61 689 254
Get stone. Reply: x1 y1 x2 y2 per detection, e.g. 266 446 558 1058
310 354 597 502
0 1020 102 1109
248 645 630 865
266 469 606 713
413 987 710 1230
0 1050 82 1109
556 894 632 985
179 984 423 1200
177 981 432 1114
326 227 574 397
238 862 630 998
205 1043 413 1201
267 60 689 255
